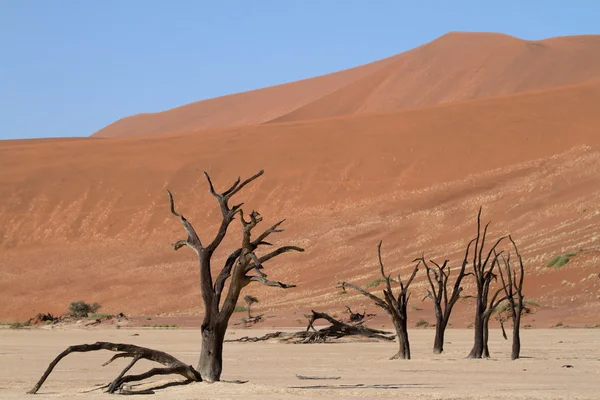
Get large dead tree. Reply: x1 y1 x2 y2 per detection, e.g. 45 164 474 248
168 170 303 381
340 241 419 360
467 208 508 359
419 239 475 354
498 236 525 360
28 170 303 394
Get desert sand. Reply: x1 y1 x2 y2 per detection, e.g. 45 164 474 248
1 79 599 326
92 32 600 138
1 327 598 399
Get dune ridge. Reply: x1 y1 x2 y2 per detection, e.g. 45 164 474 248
92 32 600 138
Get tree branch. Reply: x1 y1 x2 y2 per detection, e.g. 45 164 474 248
167 190 202 251
339 282 388 310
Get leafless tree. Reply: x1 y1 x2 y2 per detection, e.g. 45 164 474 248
340 241 419 360
29 170 304 394
419 239 474 354
244 295 259 319
168 169 303 381
498 236 525 360
466 208 508 359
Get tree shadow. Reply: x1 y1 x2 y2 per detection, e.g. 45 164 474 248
289 383 439 390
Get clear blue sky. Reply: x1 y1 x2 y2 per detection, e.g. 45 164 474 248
0 1 597 140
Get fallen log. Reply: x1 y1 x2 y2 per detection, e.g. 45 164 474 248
28 342 201 395
225 310 395 344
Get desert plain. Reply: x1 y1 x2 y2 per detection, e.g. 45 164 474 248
1 31 600 398
1 327 599 399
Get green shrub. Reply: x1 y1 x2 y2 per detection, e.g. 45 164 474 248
546 253 577 268
415 319 429 328
234 305 248 313
69 301 101 318
10 321 31 329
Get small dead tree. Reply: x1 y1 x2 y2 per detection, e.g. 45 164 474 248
498 236 525 360
467 207 508 359
168 170 303 381
244 295 259 319
419 240 475 354
341 241 419 360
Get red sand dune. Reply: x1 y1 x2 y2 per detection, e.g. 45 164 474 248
1 77 600 326
93 32 600 138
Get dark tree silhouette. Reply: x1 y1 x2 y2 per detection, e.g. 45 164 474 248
419 239 474 354
29 170 304 394
168 169 303 381
467 208 508 359
340 241 419 360
498 236 526 360
244 295 259 319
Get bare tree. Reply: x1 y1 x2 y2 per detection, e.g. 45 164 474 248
467 208 508 359
244 295 259 319
168 169 303 381
419 239 474 354
28 170 304 394
340 241 419 360
498 236 525 360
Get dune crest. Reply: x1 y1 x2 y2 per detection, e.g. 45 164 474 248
92 32 600 138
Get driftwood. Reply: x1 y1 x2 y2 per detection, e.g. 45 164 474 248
225 311 394 344
28 342 201 395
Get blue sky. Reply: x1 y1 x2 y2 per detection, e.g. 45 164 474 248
0 1 598 140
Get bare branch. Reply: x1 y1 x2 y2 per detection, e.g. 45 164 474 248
167 190 202 250
339 281 388 310
247 274 296 289
28 342 201 394
225 170 264 200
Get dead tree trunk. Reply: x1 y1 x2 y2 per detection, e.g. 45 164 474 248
498 236 526 360
419 242 474 354
340 241 419 360
168 170 303 381
467 207 508 359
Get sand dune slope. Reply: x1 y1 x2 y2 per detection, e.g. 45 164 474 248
92 32 600 138
1 81 600 323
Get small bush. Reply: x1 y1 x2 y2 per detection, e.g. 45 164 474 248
69 301 101 318
524 300 540 307
234 305 248 313
546 253 577 268
415 319 429 328
10 321 31 329
410 305 422 311
366 278 385 288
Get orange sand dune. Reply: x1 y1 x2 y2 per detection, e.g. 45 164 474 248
1 80 600 325
92 32 600 138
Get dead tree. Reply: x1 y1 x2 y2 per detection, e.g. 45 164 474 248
498 236 525 360
244 295 259 319
28 171 303 394
168 170 303 381
467 208 508 359
419 239 475 354
340 241 419 360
